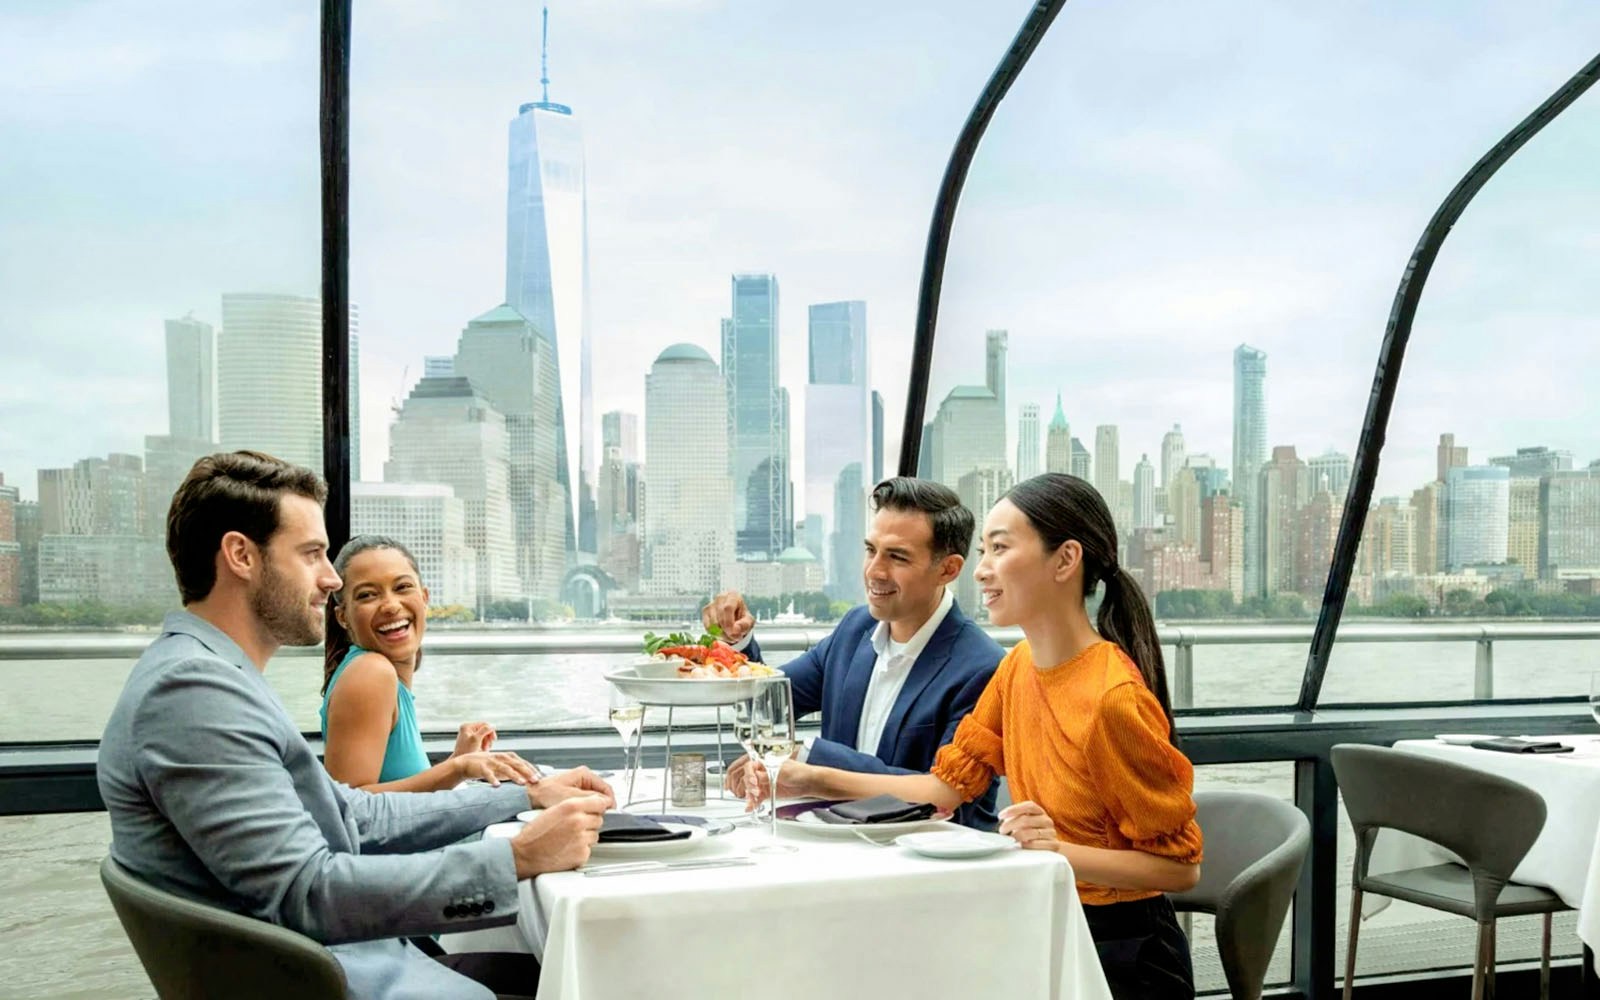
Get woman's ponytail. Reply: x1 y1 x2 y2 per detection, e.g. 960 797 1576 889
1094 566 1177 743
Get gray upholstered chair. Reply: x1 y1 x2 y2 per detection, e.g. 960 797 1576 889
100 856 348 1000
1330 743 1569 1000
1170 790 1310 999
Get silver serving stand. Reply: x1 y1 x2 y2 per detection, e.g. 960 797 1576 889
603 660 767 812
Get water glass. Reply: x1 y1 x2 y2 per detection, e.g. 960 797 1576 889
1589 673 1600 728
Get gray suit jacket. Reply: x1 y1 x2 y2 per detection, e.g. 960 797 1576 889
98 611 531 1000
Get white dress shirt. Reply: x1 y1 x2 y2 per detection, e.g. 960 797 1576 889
855 587 955 756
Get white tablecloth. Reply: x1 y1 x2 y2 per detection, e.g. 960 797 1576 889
1369 737 1600 973
443 773 1112 1000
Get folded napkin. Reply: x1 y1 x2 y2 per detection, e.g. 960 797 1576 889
812 794 937 825
1470 737 1574 755
598 812 693 843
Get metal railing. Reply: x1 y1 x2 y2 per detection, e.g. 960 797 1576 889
5 620 1598 710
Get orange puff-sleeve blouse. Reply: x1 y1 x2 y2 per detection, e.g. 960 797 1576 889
931 639 1203 906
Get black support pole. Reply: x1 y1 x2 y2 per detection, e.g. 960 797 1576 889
1297 52 1600 712
897 0 1067 477
320 0 353 551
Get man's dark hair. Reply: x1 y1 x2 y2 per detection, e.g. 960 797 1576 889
869 477 976 560
166 451 328 604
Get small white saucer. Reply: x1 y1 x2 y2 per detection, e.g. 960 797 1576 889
894 831 1019 859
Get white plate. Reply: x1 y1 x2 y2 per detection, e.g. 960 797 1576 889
895 831 1020 859
588 823 707 860
1434 734 1495 746
775 799 954 837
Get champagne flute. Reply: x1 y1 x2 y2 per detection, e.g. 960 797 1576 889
608 687 645 806
748 676 798 854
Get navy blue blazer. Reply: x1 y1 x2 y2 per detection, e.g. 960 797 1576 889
745 599 1004 830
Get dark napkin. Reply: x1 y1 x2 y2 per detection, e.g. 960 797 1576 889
812 794 937 825
1470 737 1574 755
598 812 693 843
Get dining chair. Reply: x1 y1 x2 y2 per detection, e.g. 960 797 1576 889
100 856 348 1000
1170 790 1310 999
1330 743 1570 1000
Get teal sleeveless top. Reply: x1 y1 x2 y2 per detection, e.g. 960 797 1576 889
319 646 432 783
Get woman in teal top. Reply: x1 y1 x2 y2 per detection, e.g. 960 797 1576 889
320 536 540 792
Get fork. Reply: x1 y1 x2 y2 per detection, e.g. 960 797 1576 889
850 828 899 848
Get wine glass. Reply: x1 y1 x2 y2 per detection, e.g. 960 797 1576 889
1589 673 1600 728
747 677 798 855
608 686 645 806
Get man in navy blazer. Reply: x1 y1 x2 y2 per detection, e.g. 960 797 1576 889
706 477 1004 829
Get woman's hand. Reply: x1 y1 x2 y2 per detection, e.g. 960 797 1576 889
451 750 539 787
454 721 496 756
998 801 1061 851
736 756 812 811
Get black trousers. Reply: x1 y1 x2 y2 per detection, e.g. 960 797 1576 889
1082 895 1195 1000
412 936 541 1000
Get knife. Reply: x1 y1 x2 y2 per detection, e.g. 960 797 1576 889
581 857 757 877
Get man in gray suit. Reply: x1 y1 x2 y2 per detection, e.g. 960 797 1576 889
98 451 610 1000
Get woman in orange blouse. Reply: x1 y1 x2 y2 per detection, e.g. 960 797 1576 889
760 474 1202 998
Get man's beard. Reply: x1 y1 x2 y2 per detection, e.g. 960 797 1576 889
251 552 324 647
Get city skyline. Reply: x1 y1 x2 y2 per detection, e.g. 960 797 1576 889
5 3 1599 510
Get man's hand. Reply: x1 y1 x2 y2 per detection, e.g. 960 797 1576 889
529 765 616 810
454 721 496 756
701 590 755 644
510 795 607 878
998 802 1061 851
452 750 539 786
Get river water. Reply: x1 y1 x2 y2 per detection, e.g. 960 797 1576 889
1 626 1594 997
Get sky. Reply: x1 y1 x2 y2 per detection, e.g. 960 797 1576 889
1 0 1597 507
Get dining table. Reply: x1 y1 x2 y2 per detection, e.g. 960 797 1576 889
1369 735 1600 986
440 768 1113 1000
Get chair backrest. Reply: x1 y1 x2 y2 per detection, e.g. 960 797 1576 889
1170 791 1310 1000
100 856 348 1000
1330 743 1547 921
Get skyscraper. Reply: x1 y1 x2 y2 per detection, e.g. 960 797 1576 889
385 376 520 603
453 304 567 599
1016 403 1041 482
602 410 639 465
985 330 1007 416
1490 446 1573 478
830 463 866 604
804 301 870 593
218 293 359 474
1133 454 1155 529
164 315 214 442
1307 449 1352 499
351 482 477 607
645 344 734 596
504 11 591 560
1410 482 1441 575
1436 433 1468 484
926 386 1004 488
1506 477 1540 574
723 275 790 558
1044 395 1070 474
0 475 20 607
1443 465 1509 570
871 391 884 484
1538 468 1600 578
1070 437 1092 481
1258 445 1307 596
1160 425 1185 489
1093 425 1120 506
1232 345 1268 595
